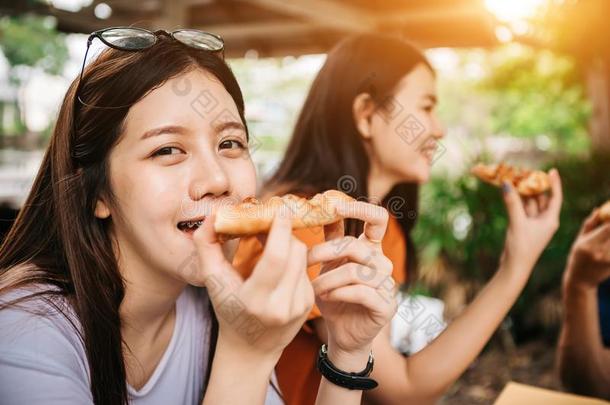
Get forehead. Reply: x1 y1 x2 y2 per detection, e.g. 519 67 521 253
393 63 436 98
121 68 240 139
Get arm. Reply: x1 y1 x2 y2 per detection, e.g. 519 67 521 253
309 201 397 405
316 171 563 404
557 281 610 398
192 215 315 405
203 338 278 405
362 260 533 404
557 209 610 399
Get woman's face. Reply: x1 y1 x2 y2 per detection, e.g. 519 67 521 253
366 63 444 185
95 69 256 284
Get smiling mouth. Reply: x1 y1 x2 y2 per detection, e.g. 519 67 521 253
177 218 205 233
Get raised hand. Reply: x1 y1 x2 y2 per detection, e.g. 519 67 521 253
500 168 563 273
563 208 610 291
308 201 397 369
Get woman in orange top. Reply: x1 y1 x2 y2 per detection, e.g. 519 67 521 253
234 33 563 404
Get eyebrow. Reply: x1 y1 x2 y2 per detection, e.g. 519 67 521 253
140 125 189 140
213 120 246 134
140 121 246 141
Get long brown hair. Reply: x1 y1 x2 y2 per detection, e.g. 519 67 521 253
266 33 434 283
0 36 247 404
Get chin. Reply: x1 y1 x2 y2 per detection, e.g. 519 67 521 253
399 165 431 184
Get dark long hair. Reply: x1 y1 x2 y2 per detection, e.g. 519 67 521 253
266 33 434 283
0 37 246 404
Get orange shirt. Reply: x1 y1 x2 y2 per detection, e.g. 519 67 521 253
233 216 407 405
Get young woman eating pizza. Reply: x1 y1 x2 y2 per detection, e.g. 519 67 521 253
0 28 396 405
234 33 563 404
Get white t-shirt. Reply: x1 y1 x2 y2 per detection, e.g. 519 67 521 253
0 285 284 404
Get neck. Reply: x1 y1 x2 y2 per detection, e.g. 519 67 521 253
116 240 186 344
367 158 398 204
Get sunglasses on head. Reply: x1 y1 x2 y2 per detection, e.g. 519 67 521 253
74 27 225 109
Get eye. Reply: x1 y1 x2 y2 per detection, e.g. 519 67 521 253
219 139 246 150
422 105 434 113
152 146 185 157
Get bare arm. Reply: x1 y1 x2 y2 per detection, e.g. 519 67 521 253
315 171 563 404
557 282 610 399
557 210 610 399
202 339 277 405
361 262 532 404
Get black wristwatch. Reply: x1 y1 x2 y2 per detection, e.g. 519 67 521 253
316 344 378 390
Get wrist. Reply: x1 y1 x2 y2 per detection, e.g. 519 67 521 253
326 340 372 373
497 258 531 286
215 332 279 372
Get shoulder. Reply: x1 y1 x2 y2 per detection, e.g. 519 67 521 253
0 286 91 402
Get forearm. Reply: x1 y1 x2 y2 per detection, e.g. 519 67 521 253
375 262 530 403
314 341 369 405
202 338 278 405
558 282 610 398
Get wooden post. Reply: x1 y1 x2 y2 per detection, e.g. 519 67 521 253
586 56 610 153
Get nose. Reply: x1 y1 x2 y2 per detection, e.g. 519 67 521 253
188 155 230 202
431 114 445 140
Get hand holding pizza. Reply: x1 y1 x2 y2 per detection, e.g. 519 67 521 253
307 201 397 369
499 168 563 274
563 204 610 291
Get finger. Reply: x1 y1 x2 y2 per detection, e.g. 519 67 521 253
248 214 292 290
323 219 344 242
542 168 563 220
193 214 230 273
312 262 395 296
582 222 610 246
524 197 538 217
581 208 601 235
276 238 308 300
537 194 549 213
502 181 526 223
292 268 315 316
308 237 375 267
192 214 243 300
320 284 390 315
334 201 389 243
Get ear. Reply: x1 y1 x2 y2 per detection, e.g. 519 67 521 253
94 198 111 219
352 93 376 140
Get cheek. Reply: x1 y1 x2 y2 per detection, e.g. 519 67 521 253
110 162 179 224
225 158 257 198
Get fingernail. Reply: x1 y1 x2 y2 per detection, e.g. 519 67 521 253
502 182 511 194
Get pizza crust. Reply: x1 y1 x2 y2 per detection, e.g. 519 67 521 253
599 200 610 222
214 189 355 240
471 163 551 196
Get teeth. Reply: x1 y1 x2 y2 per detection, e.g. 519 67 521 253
180 219 204 230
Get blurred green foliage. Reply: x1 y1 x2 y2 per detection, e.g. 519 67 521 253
0 14 68 76
415 45 600 341
478 46 592 154
414 154 610 341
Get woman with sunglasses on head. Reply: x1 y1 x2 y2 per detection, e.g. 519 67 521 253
234 33 563 404
0 28 396 405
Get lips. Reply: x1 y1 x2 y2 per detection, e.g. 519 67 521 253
420 146 437 161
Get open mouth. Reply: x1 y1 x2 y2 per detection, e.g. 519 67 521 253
177 217 205 234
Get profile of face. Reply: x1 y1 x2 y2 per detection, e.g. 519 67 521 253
355 63 444 185
94 68 256 284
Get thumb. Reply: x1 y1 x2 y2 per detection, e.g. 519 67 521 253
502 181 525 224
192 214 243 299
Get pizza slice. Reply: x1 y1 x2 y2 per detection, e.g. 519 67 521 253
471 162 551 196
214 189 355 240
